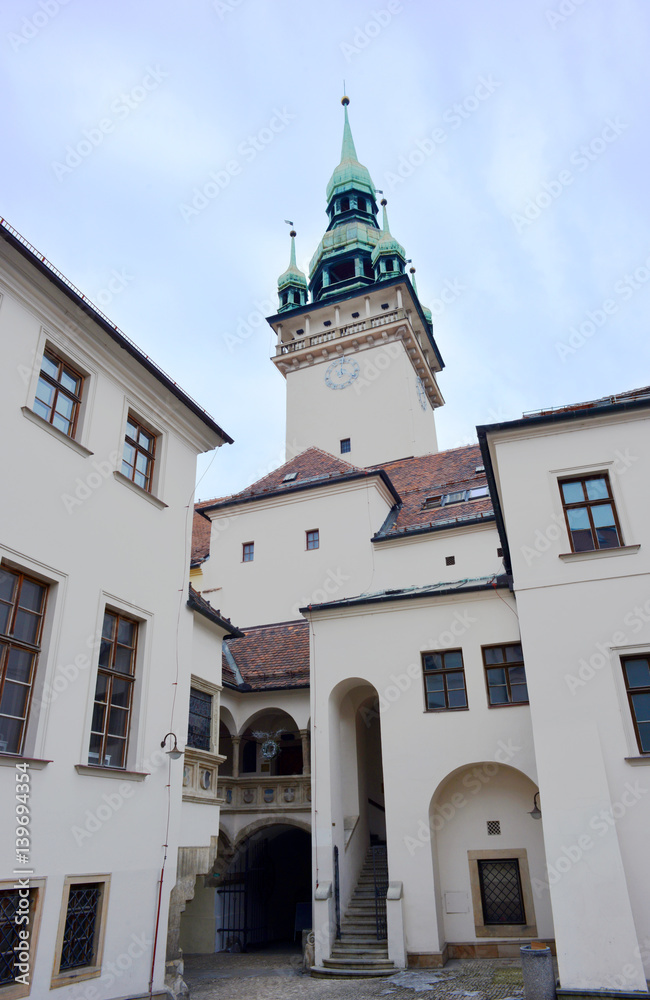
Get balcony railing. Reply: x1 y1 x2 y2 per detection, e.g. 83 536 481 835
219 774 311 810
276 309 403 356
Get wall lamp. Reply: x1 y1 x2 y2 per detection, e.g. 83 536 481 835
529 792 542 820
161 733 184 760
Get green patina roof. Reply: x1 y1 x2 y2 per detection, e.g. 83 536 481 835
278 230 307 290
309 220 381 279
325 99 376 202
409 268 433 325
371 201 406 265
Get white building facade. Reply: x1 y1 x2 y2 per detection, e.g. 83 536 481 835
0 220 232 999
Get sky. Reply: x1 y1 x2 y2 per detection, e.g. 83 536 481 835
2 0 649 501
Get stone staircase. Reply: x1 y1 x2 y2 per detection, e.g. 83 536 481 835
311 845 398 978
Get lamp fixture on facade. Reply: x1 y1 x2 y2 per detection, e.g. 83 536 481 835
161 733 183 760
529 792 541 820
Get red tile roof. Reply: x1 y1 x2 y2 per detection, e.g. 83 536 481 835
204 447 369 507
223 620 310 691
191 510 212 566
368 444 493 537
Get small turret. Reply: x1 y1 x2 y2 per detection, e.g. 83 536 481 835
277 230 308 313
371 200 406 280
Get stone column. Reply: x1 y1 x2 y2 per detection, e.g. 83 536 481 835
231 736 241 779
300 730 310 776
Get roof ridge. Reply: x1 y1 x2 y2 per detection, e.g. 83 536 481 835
366 443 480 472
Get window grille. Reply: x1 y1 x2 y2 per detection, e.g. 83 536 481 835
60 884 100 970
478 859 525 924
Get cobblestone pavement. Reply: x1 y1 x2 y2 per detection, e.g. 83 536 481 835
184 949 533 1000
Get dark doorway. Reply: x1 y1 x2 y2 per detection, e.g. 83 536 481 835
216 826 311 951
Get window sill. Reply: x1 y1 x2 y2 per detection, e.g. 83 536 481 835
624 755 650 766
559 544 640 562
22 406 93 457
51 966 101 989
487 701 530 709
113 471 167 509
0 754 51 769
75 764 149 781
424 707 470 714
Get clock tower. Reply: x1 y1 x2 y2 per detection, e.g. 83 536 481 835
267 98 445 468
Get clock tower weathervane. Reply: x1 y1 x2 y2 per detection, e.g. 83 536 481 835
267 97 445 468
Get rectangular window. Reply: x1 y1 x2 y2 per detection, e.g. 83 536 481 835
306 530 319 550
0 567 48 755
88 611 137 768
477 859 526 925
621 655 650 753
340 438 351 454
559 473 621 552
52 875 110 987
187 687 212 751
0 881 44 996
483 643 528 706
33 348 83 438
121 414 156 493
242 542 254 562
422 649 467 711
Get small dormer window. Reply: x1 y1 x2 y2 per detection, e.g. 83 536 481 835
385 260 394 272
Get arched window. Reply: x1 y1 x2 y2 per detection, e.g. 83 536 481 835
242 739 257 773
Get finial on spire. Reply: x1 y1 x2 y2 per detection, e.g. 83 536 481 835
341 95 350 106
289 229 297 267
380 198 390 233
340 96 357 162
409 265 419 293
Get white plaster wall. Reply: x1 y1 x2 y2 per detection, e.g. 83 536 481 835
0 249 222 998
489 413 650 990
433 765 552 942
285 338 438 468
202 481 392 626
308 589 538 960
371 524 504 593
220 688 310 737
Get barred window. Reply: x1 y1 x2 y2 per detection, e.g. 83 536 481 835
187 688 212 751
60 884 101 971
52 875 110 986
0 567 48 755
33 348 83 438
478 859 526 925
89 611 137 768
0 885 39 989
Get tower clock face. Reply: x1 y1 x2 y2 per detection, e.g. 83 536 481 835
416 376 428 410
324 356 360 390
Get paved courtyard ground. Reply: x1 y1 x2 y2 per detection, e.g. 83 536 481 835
184 948 533 1000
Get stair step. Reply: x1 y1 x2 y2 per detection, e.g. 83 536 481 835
332 949 389 958
311 966 398 979
323 958 394 969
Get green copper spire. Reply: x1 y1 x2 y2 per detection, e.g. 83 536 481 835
340 97 358 161
325 96 376 202
371 198 406 276
277 229 308 312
